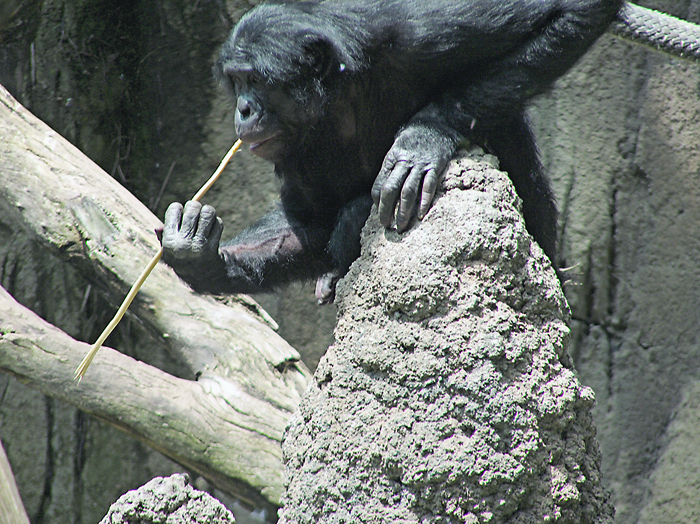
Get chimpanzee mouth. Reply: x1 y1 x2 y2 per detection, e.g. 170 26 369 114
247 134 283 160
249 134 279 150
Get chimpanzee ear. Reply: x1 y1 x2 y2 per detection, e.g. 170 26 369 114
301 36 336 80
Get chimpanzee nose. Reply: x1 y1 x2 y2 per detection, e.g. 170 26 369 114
237 97 251 119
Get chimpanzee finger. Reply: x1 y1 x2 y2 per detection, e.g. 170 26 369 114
372 156 396 206
378 161 411 227
204 217 224 252
163 202 184 237
395 165 425 232
315 269 340 305
418 167 439 219
194 205 218 244
180 201 203 238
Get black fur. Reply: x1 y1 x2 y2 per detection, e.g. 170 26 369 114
161 0 623 302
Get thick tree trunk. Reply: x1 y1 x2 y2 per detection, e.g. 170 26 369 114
0 84 310 514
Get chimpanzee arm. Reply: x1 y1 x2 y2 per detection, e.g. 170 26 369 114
161 201 332 294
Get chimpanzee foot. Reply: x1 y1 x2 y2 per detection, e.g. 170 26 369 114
315 270 342 305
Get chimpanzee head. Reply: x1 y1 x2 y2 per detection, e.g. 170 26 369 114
214 4 364 162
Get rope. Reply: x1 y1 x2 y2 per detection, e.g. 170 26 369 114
611 3 700 61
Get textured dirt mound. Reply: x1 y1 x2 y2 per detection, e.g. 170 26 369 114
100 473 235 524
279 149 614 524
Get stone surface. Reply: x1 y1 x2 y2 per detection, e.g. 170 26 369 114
532 4 700 520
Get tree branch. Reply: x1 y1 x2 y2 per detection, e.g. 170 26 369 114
0 84 310 510
0 286 284 512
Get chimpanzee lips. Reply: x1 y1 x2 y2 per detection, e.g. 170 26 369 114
250 135 277 150
246 133 284 161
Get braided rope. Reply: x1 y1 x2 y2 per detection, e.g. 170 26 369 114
611 3 700 61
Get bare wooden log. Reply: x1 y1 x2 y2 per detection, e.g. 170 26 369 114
0 84 311 509
0 440 30 524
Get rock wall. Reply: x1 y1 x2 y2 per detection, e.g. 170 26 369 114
532 3 700 521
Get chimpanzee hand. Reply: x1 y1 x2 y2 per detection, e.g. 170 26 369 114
371 125 457 232
160 201 224 274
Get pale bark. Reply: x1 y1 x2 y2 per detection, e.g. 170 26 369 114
0 440 30 524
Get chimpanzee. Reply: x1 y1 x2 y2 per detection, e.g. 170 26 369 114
161 0 623 303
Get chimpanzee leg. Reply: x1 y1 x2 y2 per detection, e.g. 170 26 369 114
315 194 374 304
484 112 558 266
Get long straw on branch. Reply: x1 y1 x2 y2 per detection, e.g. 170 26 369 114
74 139 243 381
